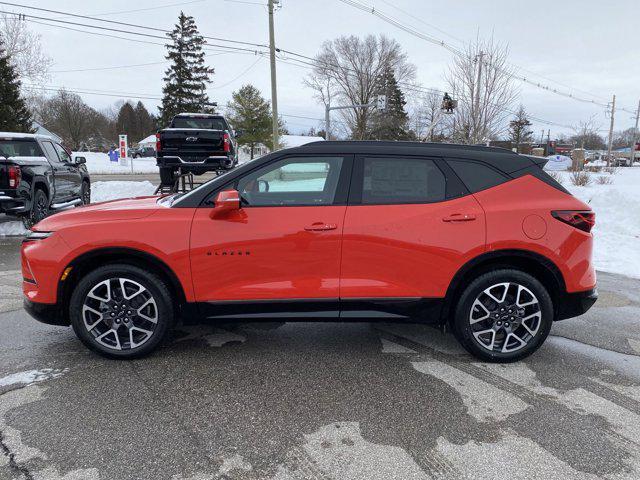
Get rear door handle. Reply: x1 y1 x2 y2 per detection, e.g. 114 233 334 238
443 213 477 222
305 222 338 231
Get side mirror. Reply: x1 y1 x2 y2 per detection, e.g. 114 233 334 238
234 129 243 138
211 189 240 217
75 156 86 165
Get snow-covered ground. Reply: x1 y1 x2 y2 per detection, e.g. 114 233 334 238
75 151 158 174
0 168 638 280
553 167 640 279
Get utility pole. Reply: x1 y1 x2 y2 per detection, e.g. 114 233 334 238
606 94 616 166
325 104 331 141
267 0 279 149
629 100 640 166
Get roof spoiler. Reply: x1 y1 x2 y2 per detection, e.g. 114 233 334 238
525 155 549 169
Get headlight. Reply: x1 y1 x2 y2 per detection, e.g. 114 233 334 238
23 231 53 242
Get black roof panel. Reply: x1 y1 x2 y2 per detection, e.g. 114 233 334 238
294 140 535 174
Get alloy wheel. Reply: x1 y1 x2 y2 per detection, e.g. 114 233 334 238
82 277 158 351
468 282 542 353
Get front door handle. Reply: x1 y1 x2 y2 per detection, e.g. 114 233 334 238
443 213 477 222
304 222 338 231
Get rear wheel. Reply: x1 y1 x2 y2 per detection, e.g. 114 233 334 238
70 264 174 359
159 167 177 186
22 188 49 228
452 269 553 362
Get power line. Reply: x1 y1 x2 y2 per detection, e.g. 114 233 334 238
0 2 269 50
334 0 636 114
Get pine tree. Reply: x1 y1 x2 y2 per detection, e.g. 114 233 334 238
159 12 214 126
134 101 156 140
116 102 137 140
226 85 273 159
368 66 411 140
509 105 534 151
0 44 32 132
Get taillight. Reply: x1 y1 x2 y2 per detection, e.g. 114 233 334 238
155 133 161 152
8 166 21 188
552 210 595 233
223 132 231 153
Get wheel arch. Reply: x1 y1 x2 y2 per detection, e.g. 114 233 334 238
442 249 566 324
59 247 188 317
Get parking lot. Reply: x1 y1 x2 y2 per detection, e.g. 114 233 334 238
1 220 640 480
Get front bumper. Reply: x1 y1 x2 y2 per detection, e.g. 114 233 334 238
23 299 69 326
557 288 598 320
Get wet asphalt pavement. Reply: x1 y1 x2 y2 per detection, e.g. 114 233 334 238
1 228 640 479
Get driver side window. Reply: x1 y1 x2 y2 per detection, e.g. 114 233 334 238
236 156 344 207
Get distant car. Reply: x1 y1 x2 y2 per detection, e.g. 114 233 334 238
0 132 90 227
22 141 597 361
155 113 239 185
130 146 156 159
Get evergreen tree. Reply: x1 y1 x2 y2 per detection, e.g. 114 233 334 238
0 44 32 132
116 102 137 140
509 105 534 151
368 66 410 140
159 12 214 126
226 84 285 157
134 101 156 140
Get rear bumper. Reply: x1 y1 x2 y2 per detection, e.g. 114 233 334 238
0 194 27 214
157 155 235 170
23 299 69 326
556 288 598 320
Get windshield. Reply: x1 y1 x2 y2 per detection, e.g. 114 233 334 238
171 117 226 130
0 139 43 158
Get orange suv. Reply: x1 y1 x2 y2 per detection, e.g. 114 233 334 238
22 142 597 361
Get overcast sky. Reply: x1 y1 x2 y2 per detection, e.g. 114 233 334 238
12 0 640 137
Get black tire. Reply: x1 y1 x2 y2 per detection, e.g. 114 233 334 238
452 269 553 363
69 264 174 359
80 181 91 205
159 167 177 186
22 188 49 229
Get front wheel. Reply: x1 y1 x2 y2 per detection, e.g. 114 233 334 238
69 264 174 359
452 269 553 362
80 181 91 205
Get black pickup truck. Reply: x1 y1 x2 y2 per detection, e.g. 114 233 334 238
155 113 239 185
0 133 91 227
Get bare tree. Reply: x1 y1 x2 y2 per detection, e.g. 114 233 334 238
33 90 103 149
410 90 450 142
304 35 415 139
0 14 52 85
447 37 518 144
570 116 605 150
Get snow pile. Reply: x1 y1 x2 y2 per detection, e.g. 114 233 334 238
92 180 156 202
544 155 572 171
0 221 28 236
559 168 640 279
75 152 158 174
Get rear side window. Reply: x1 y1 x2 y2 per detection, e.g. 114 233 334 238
0 139 43 157
361 157 445 204
447 159 509 193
